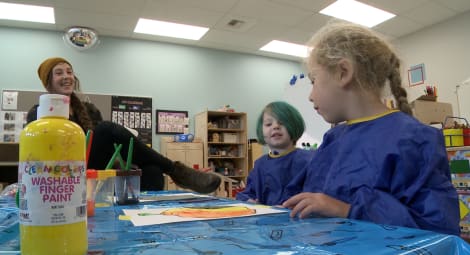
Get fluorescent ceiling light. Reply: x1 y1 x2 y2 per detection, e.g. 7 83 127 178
134 18 209 40
320 0 395 27
0 2 54 24
260 40 309 58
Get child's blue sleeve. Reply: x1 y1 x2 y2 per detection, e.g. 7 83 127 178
235 170 258 202
346 126 459 235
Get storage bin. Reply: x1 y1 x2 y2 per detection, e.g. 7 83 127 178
223 133 238 143
464 128 470 146
444 128 464 147
443 116 469 147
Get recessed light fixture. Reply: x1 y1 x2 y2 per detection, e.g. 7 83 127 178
0 2 54 24
320 0 395 27
134 18 209 40
260 40 309 58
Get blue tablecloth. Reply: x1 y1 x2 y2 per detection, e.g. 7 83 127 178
1 191 470 254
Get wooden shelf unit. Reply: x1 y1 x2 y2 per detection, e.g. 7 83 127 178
195 111 248 197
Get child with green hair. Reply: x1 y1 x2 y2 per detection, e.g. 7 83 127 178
236 101 315 205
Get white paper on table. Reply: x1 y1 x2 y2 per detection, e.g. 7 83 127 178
138 193 210 202
123 202 287 226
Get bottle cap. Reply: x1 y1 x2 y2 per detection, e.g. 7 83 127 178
37 94 70 119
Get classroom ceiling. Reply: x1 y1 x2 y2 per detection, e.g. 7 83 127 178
1 0 470 61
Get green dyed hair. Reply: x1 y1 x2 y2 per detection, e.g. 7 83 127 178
256 101 305 145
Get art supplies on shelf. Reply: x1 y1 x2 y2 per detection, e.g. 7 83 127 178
417 85 438 101
443 116 470 147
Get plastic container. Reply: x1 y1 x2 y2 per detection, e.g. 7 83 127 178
18 94 87 255
444 128 464 147
115 169 141 205
95 169 116 207
443 116 469 147
464 128 470 146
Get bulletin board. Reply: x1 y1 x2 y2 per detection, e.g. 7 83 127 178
283 75 331 147
111 96 153 145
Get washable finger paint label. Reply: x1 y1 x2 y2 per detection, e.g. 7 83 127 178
18 160 86 225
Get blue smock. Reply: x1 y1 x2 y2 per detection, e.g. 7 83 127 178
303 110 460 235
237 149 315 205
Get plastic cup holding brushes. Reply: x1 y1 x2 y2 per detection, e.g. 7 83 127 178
86 168 117 212
114 137 141 205
86 130 117 217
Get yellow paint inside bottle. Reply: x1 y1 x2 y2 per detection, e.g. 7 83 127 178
19 117 87 255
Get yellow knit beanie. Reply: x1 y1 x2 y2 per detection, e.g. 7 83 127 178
37 57 72 88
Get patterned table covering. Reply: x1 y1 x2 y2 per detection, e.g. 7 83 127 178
1 191 469 255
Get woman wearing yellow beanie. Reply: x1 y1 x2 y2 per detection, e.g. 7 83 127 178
27 57 221 194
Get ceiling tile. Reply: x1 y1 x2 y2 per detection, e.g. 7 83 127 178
230 0 314 26
279 28 315 45
374 16 423 38
432 0 470 13
207 18 293 48
267 0 334 12
293 13 331 35
362 0 429 14
401 1 457 26
55 8 138 32
140 0 226 27
54 0 147 16
161 0 238 13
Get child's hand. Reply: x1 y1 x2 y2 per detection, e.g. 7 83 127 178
282 192 350 219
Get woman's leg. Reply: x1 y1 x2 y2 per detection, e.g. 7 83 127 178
140 164 164 191
88 121 221 193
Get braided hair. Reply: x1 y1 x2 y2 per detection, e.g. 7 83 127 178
307 21 412 115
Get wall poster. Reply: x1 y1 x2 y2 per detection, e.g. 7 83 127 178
408 63 426 87
111 96 152 145
155 110 189 134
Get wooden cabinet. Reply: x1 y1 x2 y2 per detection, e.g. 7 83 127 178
160 137 203 168
195 111 248 198
248 140 264 171
160 137 203 191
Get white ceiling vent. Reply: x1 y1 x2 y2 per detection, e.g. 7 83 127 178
227 19 245 29
216 16 256 32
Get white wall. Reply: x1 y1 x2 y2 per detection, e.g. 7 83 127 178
397 10 470 122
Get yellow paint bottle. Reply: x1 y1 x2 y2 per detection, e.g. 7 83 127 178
18 94 87 255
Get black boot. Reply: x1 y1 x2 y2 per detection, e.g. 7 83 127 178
169 161 221 194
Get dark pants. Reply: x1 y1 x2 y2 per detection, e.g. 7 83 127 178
87 121 172 190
